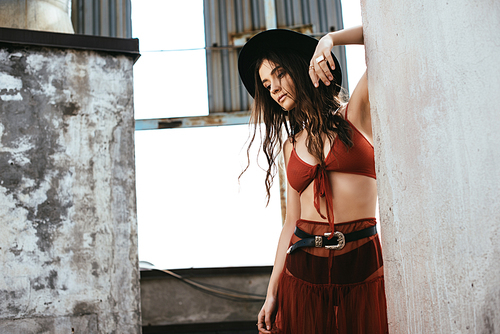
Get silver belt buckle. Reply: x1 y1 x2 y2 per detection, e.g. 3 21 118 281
314 236 323 247
323 231 345 250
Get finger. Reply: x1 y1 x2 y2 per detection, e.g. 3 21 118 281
313 54 331 85
314 61 331 86
318 58 333 83
257 311 265 328
308 64 319 88
325 53 336 71
265 309 273 332
257 323 271 334
257 311 271 333
324 54 335 81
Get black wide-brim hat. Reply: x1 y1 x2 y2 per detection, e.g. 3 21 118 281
238 29 342 98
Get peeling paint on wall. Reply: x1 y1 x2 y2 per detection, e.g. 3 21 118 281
0 45 141 333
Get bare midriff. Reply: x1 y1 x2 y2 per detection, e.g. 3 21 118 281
299 172 377 223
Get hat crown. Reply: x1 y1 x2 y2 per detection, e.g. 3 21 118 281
238 29 341 98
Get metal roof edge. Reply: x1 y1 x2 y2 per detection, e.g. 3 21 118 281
0 27 140 62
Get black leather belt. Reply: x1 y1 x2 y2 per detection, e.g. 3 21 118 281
287 225 377 254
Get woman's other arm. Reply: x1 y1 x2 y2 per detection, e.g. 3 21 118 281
347 71 372 142
309 25 364 87
257 139 301 334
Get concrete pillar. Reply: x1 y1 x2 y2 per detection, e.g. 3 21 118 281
0 29 140 333
361 1 500 332
0 0 74 33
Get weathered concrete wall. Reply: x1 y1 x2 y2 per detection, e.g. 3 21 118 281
361 1 500 333
0 45 141 332
0 0 74 33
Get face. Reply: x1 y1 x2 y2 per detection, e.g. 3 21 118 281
258 60 296 111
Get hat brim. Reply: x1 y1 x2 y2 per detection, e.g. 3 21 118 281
238 29 342 98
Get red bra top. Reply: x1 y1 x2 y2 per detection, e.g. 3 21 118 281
286 110 376 232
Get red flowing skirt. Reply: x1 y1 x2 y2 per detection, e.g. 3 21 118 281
275 218 388 334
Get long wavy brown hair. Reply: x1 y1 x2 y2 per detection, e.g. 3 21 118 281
241 48 353 203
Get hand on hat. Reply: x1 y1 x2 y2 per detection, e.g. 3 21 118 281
309 33 336 88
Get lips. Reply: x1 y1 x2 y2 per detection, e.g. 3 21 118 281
278 94 287 103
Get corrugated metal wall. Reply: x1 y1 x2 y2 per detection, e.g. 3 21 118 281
70 0 346 115
71 0 132 38
204 0 346 113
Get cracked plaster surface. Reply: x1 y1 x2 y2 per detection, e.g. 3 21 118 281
0 46 140 333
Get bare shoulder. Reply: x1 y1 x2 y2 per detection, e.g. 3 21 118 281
283 137 294 166
283 137 293 153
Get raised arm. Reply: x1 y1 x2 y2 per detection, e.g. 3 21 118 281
309 25 364 87
257 139 301 334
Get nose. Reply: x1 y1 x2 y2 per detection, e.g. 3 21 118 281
270 79 280 94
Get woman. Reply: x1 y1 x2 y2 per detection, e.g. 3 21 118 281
238 26 388 334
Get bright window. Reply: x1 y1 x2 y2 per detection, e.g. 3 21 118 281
132 0 208 119
135 125 283 269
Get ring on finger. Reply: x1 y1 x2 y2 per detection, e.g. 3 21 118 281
309 65 314 70
315 55 325 63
